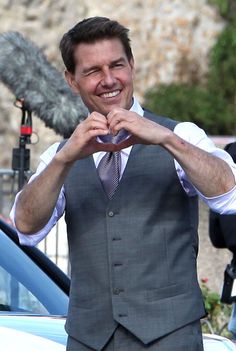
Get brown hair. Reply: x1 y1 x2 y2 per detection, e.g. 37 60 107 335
59 16 133 73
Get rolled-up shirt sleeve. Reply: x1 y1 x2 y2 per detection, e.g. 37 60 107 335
174 122 236 213
10 142 66 246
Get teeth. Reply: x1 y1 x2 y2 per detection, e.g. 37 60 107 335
101 90 120 98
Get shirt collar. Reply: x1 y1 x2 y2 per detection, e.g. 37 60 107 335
130 96 144 116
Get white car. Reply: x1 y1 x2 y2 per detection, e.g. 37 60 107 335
0 315 67 350
203 334 236 351
0 315 236 351
0 318 235 351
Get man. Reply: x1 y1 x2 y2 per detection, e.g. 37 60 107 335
11 16 236 351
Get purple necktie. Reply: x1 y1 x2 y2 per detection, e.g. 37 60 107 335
97 129 130 198
98 150 121 198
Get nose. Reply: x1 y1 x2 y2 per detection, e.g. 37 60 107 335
101 68 116 87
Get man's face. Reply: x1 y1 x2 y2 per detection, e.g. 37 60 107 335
65 38 134 116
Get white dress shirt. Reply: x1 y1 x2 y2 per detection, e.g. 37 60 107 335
10 97 236 246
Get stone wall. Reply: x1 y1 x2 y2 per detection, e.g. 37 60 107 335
0 0 230 291
0 0 224 168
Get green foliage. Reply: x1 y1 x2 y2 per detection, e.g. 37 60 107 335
208 19 236 101
208 0 236 21
200 279 232 337
208 0 230 19
144 1 236 135
144 84 235 135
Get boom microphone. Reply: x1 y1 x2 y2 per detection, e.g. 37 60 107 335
0 31 88 138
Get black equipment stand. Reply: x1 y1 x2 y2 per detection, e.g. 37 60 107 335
12 99 32 191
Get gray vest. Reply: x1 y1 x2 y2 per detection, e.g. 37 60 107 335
60 111 205 351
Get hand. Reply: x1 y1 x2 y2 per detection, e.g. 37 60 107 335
107 108 173 150
58 112 117 163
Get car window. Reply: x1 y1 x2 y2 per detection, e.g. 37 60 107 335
0 266 48 314
0 230 68 315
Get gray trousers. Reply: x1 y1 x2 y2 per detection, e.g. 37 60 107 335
66 320 204 351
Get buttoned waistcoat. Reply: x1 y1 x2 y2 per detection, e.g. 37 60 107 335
59 111 205 351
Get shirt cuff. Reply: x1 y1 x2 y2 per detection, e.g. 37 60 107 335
9 190 65 246
201 184 236 214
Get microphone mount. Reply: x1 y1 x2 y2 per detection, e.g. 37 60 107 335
12 98 32 191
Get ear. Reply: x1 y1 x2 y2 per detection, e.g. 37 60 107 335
64 70 80 94
129 58 135 80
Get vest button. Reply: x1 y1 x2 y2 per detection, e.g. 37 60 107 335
113 288 122 295
112 237 121 241
108 211 114 217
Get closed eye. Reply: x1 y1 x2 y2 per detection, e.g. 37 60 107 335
84 69 99 76
82 66 101 76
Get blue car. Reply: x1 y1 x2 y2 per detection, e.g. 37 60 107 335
0 218 69 349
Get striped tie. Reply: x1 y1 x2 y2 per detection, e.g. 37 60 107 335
97 129 129 198
97 150 121 198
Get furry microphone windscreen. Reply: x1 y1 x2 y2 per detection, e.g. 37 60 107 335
0 31 88 137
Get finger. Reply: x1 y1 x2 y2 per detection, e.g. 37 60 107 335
84 113 108 132
80 116 109 135
111 120 132 136
106 108 124 121
86 128 109 141
88 120 109 132
107 109 126 132
108 110 139 136
88 111 108 122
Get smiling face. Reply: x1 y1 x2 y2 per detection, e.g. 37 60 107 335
65 38 134 116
